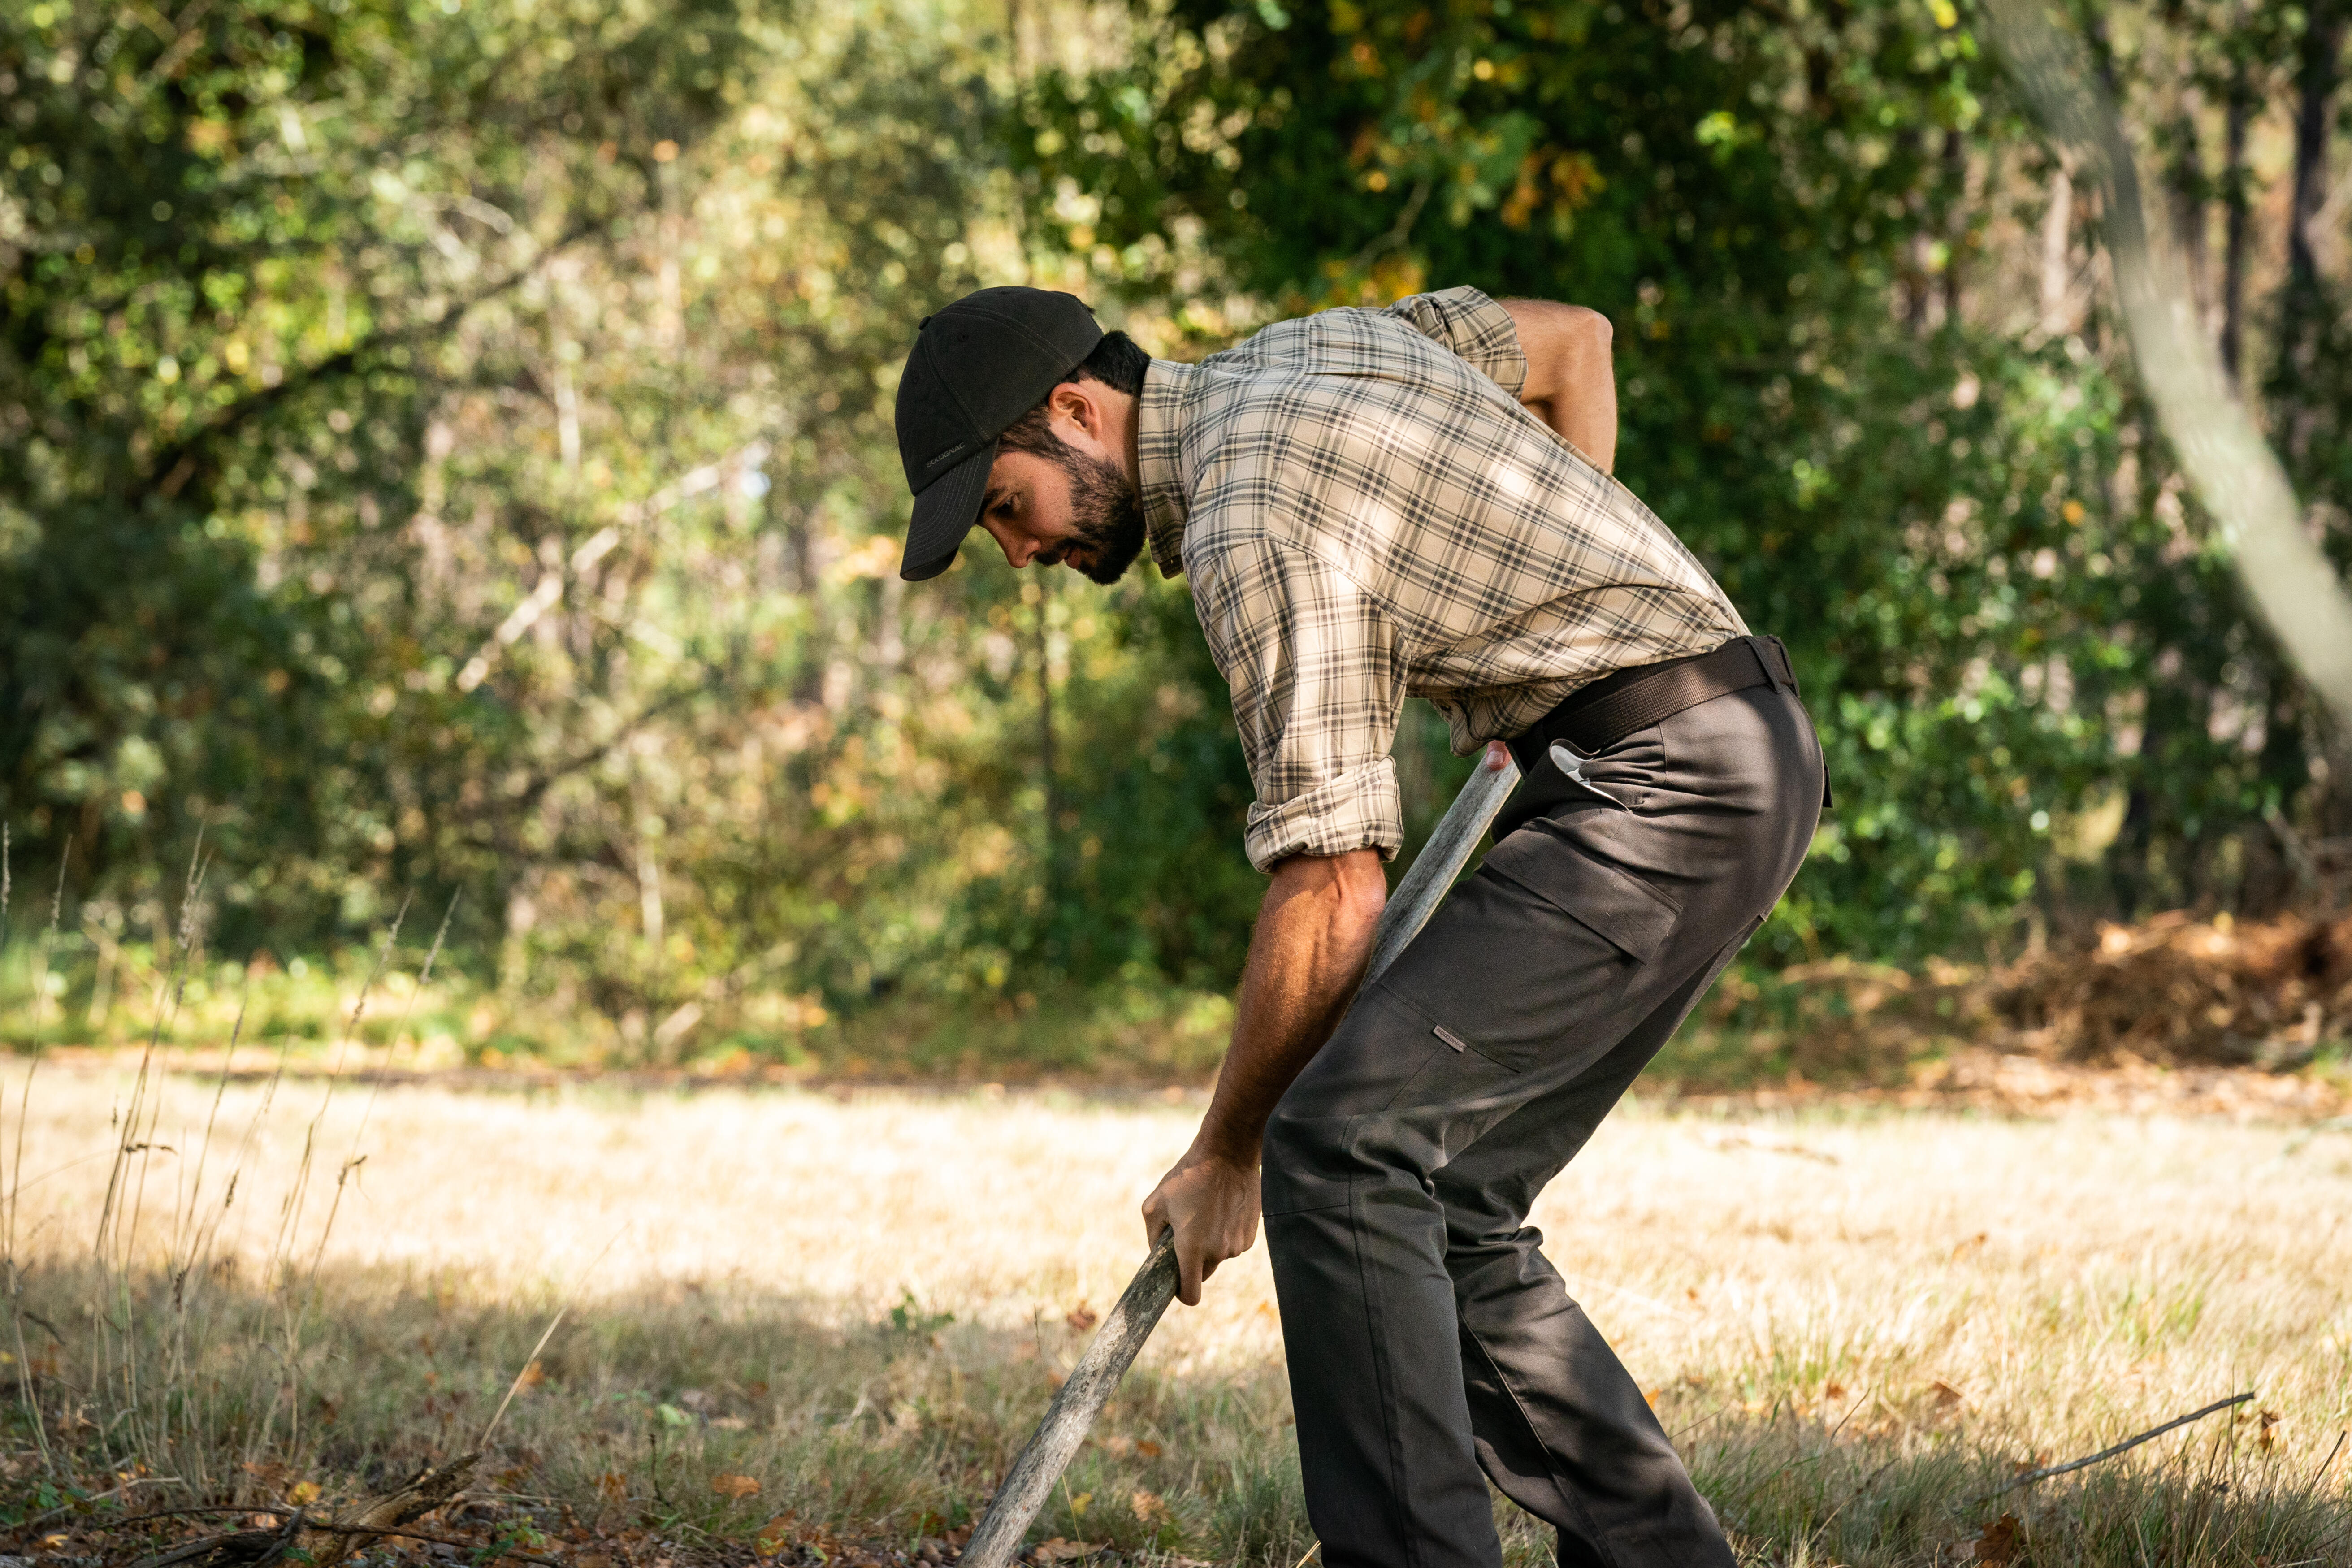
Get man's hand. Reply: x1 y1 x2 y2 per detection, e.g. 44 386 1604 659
1140 1144 1260 1307
1139 846 1386 1305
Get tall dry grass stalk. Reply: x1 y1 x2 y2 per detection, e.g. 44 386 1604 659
1 865 462 1516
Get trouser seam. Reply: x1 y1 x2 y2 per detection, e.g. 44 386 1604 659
1347 1144 1426 1568
1461 1301 1625 1568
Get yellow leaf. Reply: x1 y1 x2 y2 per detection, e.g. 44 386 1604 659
287 1481 321 1505
712 1473 762 1499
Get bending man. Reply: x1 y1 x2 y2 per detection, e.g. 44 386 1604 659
891 284 1824 1568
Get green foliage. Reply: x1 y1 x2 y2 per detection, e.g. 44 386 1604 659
1 0 1271 1042
4 0 2350 1056
1012 0 2351 959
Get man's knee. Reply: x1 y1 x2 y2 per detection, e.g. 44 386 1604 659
1260 1096 1351 1217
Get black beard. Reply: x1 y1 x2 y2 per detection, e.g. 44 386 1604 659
1045 442 1147 585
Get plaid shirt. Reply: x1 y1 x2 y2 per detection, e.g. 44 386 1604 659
1137 286 1747 872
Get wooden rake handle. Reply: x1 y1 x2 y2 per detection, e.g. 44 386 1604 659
958 745 1522 1568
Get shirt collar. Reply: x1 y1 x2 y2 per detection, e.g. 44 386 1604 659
1135 358 1195 578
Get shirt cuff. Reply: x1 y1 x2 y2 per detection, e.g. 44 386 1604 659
1242 759 1403 874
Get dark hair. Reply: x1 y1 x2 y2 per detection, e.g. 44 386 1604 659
998 329 1149 458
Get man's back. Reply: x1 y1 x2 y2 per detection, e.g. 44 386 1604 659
1137 286 1746 870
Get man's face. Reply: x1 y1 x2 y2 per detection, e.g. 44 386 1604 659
977 426 1145 587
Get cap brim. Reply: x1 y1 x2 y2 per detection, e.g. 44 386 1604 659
900 441 996 581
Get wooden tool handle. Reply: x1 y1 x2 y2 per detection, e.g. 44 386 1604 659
956 744 1522 1567
957 1229 1180 1568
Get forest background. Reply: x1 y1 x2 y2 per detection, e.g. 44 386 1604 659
3 0 2350 1079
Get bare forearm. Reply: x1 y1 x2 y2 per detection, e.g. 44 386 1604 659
1141 848 1384 1303
1532 355 1617 473
1194 852 1386 1164
1501 298 1618 473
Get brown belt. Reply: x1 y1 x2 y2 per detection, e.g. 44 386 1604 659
1502 634 1829 813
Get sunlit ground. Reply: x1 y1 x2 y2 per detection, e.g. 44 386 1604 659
5 1063 2350 1564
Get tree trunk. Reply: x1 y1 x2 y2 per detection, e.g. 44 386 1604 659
2165 104 2210 317
2218 76 2253 382
2288 0 2348 294
1941 128 1967 325
2040 165 2074 328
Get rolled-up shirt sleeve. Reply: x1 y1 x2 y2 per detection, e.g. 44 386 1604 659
1194 536 1405 873
1386 286 1528 399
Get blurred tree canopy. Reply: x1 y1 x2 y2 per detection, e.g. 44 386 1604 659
2 0 2348 1058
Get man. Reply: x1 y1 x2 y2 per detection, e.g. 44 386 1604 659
892 286 1824 1568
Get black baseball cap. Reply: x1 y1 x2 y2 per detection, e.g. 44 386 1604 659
893 287 1105 581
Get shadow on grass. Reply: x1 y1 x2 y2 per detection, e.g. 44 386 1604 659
2 1262 2345 1566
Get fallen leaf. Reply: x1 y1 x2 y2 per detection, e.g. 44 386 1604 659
754 1512 796 1555
712 1473 762 1499
1134 1439 1162 1459
287 1480 321 1505
597 1471 628 1501
1824 1381 1847 1403
1131 1488 1167 1524
1065 1302 1099 1333
712 1416 750 1430
1931 1379 1968 1408
514 1359 547 1391
1971 1512 2022 1565
2259 1409 2281 1451
1100 1435 1133 1457
1032 1539 1102 1562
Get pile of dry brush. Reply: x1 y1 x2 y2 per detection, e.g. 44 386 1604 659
1708 909 2352 1081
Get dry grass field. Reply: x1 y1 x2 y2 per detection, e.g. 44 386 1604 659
2 1060 2350 1566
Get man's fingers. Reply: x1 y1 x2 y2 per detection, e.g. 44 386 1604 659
1176 1239 1204 1307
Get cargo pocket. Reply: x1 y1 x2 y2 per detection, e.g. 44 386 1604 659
1377 831 1681 1077
1479 828 1677 965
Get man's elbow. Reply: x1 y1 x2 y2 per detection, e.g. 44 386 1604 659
1339 847 1389 917
1554 303 1613 360
1271 847 1389 925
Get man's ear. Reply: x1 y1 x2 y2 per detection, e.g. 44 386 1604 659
1048 379 1102 442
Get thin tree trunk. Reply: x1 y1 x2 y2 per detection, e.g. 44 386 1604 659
2218 78 2253 381
1941 127 1967 324
2040 165 2074 329
2166 104 2210 316
2288 0 2348 294
1900 128 1930 334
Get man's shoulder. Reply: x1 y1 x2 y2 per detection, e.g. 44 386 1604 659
1205 297 1467 375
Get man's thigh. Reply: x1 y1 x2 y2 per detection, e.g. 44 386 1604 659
1260 856 1706 1217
